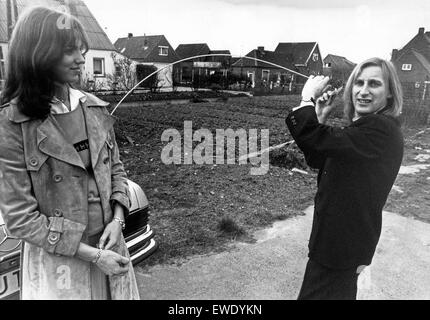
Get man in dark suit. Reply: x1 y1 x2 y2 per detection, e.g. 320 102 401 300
286 58 404 300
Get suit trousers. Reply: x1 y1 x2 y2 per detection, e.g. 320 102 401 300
297 258 359 300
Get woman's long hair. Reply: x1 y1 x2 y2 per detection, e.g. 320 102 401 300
1 6 89 119
343 57 403 123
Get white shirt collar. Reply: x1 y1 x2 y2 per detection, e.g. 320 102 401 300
50 88 87 114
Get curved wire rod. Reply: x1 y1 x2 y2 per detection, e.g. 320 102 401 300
110 54 310 115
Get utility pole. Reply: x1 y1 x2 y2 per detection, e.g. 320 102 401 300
13 0 18 23
6 0 18 41
6 0 12 41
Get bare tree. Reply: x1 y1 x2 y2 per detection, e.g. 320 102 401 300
107 52 137 91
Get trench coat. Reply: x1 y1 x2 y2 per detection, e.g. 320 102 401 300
0 92 140 300
286 106 404 270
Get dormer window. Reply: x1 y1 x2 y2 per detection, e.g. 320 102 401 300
402 64 412 71
159 46 168 56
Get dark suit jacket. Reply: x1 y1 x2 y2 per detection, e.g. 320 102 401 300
286 106 404 269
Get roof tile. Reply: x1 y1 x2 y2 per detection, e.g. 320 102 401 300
175 43 211 59
114 35 180 63
0 0 115 51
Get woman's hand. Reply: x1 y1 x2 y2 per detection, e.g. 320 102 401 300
95 250 130 276
98 220 122 251
99 203 126 251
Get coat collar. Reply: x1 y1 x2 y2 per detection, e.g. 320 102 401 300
11 92 115 170
8 91 110 124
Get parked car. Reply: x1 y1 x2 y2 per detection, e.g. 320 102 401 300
0 179 156 300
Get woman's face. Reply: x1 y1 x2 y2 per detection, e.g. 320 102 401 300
352 66 391 118
52 39 85 84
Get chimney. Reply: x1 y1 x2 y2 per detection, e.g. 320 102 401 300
419 27 425 35
257 46 264 53
143 33 148 49
391 49 399 61
128 33 133 39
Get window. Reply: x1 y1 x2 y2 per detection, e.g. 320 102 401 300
114 63 122 77
325 62 332 67
93 58 105 76
262 70 270 82
312 53 319 61
158 46 168 56
402 64 412 71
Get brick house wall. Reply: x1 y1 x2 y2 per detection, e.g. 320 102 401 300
393 52 430 83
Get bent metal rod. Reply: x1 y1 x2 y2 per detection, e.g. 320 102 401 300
110 54 310 115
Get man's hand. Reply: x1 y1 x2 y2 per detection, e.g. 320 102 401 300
301 75 331 102
315 87 343 124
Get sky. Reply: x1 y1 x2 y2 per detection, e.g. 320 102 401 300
84 0 430 63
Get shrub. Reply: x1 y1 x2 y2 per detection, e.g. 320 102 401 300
217 216 245 236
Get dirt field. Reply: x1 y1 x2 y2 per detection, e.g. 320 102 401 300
112 95 429 266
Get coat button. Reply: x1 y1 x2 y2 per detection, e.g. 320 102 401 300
53 209 63 217
53 175 63 183
29 158 38 167
48 233 59 244
103 157 109 165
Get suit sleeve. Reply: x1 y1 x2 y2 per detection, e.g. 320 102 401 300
286 106 392 162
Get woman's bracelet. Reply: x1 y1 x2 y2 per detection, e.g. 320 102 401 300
113 217 126 230
92 249 103 264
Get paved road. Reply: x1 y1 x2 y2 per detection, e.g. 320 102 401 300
135 207 430 300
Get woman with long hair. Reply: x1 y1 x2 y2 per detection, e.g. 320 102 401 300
0 6 139 300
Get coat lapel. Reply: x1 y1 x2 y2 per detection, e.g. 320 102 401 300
9 93 114 170
81 98 116 169
36 115 86 169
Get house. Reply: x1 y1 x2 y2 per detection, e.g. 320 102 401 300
275 42 323 81
391 27 430 124
391 27 430 84
0 0 118 91
231 42 323 90
114 34 180 90
175 43 210 83
231 46 293 89
323 54 356 85
174 43 231 84
207 50 231 77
